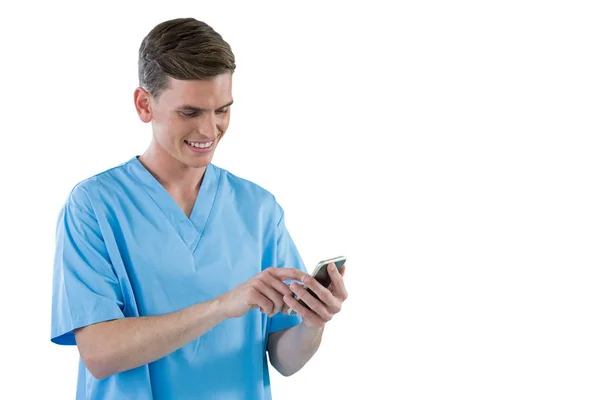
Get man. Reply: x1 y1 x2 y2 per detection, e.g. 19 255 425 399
50 17 348 399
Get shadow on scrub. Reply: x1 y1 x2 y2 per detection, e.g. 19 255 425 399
148 315 276 399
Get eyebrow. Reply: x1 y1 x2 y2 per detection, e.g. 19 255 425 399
177 100 234 112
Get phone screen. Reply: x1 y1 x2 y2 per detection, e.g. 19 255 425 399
313 263 335 288
292 258 346 313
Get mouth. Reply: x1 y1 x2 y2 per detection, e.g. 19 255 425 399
184 139 215 153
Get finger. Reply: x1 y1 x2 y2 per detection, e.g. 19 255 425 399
254 281 284 316
248 287 274 316
283 294 325 328
301 274 337 306
328 263 348 301
267 267 310 283
263 273 293 298
289 282 332 321
327 264 345 290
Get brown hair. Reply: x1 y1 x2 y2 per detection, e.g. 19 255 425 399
138 18 236 98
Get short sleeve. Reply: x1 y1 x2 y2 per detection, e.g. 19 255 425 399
268 205 308 334
50 200 125 345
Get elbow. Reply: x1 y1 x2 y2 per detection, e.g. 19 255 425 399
278 368 297 377
78 343 118 380
81 353 113 380
75 328 118 380
271 359 301 377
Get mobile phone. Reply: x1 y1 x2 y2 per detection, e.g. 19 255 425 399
287 256 347 316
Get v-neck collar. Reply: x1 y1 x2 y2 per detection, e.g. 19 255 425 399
124 156 221 252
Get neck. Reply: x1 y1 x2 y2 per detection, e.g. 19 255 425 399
138 139 206 193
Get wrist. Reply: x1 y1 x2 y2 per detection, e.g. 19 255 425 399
300 320 325 334
188 296 229 333
210 295 230 322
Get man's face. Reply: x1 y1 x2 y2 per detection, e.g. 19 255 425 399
142 73 233 168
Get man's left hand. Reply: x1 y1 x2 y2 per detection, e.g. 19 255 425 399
283 262 348 329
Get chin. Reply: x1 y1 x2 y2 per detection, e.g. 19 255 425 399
184 154 213 169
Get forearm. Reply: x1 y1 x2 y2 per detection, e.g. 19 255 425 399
268 322 324 376
75 298 226 379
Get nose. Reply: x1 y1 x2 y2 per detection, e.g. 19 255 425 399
197 113 218 139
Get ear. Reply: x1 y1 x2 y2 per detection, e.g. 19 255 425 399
134 87 152 123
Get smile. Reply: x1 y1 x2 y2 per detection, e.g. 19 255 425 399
185 140 214 149
184 140 215 154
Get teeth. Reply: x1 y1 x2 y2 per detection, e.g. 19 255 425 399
187 140 213 149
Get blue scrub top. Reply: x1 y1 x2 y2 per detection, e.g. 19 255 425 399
50 156 307 399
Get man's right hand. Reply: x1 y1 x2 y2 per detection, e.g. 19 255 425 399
218 267 309 319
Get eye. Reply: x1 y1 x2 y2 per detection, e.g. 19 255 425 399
179 111 197 118
216 108 229 114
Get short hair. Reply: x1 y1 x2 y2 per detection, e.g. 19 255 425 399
138 18 236 98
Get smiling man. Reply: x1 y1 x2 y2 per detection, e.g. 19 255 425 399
50 17 348 400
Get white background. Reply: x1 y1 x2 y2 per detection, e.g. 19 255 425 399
1 0 599 399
